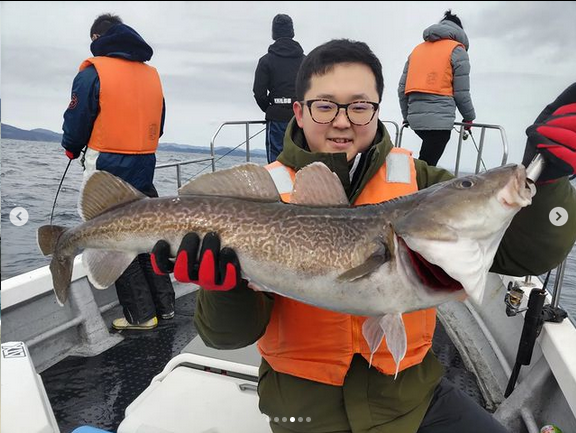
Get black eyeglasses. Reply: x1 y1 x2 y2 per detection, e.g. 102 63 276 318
301 99 379 126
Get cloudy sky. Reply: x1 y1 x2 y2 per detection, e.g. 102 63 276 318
2 1 575 171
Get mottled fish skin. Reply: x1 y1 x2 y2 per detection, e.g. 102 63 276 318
41 163 533 317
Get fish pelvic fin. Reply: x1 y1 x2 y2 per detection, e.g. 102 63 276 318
37 225 67 256
291 162 349 206
83 249 137 290
79 171 147 221
178 163 280 201
337 242 391 282
50 254 74 306
362 313 407 380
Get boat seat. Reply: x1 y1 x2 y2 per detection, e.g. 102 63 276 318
181 335 262 368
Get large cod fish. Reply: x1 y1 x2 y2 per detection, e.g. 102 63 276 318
38 162 534 375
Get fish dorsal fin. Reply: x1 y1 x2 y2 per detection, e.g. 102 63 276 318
363 313 407 379
178 163 280 201
79 171 146 221
291 162 349 206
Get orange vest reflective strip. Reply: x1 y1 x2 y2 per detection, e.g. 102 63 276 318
260 148 437 385
80 57 163 154
266 160 295 201
405 40 464 97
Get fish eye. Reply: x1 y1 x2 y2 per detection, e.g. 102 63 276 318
459 179 474 188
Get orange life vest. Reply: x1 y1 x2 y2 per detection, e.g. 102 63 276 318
258 148 437 386
405 39 464 97
80 57 163 154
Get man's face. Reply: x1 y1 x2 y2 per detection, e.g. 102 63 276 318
293 63 380 161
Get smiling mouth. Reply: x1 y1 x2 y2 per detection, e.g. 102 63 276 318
329 138 352 148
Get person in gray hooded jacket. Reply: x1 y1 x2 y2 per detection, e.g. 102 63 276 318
398 10 476 166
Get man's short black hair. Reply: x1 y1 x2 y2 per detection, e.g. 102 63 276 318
442 10 463 29
295 39 384 102
90 13 123 38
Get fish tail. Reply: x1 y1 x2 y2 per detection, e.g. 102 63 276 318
37 224 73 305
50 254 75 306
37 225 67 256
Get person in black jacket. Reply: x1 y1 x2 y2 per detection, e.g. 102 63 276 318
253 14 305 163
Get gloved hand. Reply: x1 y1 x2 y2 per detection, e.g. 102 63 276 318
402 119 409 128
151 232 241 291
462 119 474 132
522 102 576 183
65 149 80 160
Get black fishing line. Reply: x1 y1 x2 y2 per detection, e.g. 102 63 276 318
50 159 73 225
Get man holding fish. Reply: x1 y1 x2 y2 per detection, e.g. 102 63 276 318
148 42 576 432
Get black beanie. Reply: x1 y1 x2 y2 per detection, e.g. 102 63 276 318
272 14 294 40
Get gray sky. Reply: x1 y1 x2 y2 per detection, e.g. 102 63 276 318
2 1 575 171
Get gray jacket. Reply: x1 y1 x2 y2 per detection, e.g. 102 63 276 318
398 20 476 131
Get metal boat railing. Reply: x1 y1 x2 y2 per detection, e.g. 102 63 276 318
156 156 215 189
397 121 509 176
155 120 266 188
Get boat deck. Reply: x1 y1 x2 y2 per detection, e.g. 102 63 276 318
40 292 484 432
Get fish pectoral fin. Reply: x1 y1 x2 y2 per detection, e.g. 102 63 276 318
362 313 407 379
82 249 137 290
336 245 390 282
178 163 280 201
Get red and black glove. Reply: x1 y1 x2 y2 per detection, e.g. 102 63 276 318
65 149 80 160
522 89 576 183
151 232 241 291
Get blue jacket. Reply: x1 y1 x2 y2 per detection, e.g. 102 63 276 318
61 24 165 193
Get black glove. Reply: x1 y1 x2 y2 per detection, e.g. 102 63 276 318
151 232 242 291
522 84 576 183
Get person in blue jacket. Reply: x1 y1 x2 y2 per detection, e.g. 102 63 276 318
61 13 174 330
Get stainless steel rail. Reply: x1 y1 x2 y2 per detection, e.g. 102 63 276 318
155 120 266 188
397 121 509 176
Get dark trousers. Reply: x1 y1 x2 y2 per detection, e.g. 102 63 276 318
114 183 174 324
266 120 289 163
415 130 452 167
115 254 175 324
416 378 509 433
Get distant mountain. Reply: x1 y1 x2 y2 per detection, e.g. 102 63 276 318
0 123 267 158
1 124 64 142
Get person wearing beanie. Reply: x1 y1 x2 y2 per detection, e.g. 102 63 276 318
398 10 476 167
253 14 305 163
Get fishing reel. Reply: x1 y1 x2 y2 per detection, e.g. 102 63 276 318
504 279 530 317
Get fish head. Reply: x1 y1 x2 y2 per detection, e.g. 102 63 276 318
394 164 535 305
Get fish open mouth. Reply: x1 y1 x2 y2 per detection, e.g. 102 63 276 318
399 238 463 292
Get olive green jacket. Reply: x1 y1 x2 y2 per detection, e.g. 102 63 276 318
194 119 576 432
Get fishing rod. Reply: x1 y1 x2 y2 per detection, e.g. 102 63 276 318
504 153 569 397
